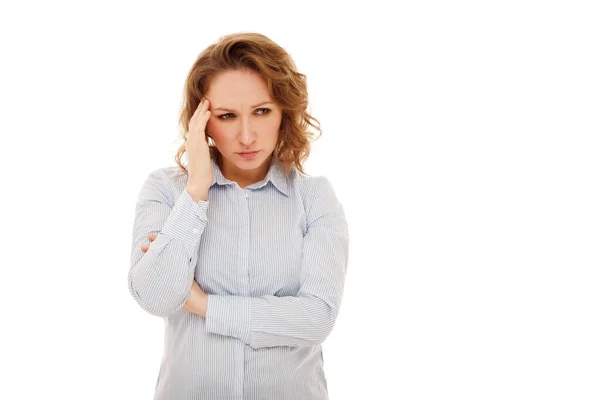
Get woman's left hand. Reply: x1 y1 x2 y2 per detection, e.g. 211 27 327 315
142 234 208 316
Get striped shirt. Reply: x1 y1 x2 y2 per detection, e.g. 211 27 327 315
128 156 350 399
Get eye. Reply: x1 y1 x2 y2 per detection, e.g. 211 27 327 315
216 108 271 120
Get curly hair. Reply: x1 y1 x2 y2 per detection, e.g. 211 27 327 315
175 32 322 181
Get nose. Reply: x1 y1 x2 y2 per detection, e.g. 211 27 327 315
238 118 256 146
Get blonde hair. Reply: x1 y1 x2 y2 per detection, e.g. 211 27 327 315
175 32 322 181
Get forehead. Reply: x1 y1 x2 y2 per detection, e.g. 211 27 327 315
206 69 271 103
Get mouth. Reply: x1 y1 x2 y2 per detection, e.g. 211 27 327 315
237 150 260 159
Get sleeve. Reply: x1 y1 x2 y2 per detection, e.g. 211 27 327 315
128 168 209 318
204 176 350 348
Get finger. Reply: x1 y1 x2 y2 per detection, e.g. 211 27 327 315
197 99 210 119
201 110 211 124
196 109 211 131
195 98 209 115
193 101 210 127
189 98 205 124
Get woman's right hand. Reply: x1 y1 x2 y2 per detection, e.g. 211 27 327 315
185 98 213 201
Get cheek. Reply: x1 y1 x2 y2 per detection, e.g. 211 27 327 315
206 118 216 136
206 120 227 140
262 116 282 134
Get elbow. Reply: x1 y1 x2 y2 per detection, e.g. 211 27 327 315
292 317 335 347
129 285 188 318
313 308 338 345
303 299 340 346
127 267 189 318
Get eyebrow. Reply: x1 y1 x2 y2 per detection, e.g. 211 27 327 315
212 101 274 112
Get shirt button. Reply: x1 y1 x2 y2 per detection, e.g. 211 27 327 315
193 228 200 234
244 191 249 198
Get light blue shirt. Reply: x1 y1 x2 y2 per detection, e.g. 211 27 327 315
128 156 350 399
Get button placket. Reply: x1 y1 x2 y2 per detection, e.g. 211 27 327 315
240 188 251 296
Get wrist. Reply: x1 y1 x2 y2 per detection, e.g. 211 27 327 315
199 293 208 317
185 187 208 202
185 287 208 317
193 293 208 317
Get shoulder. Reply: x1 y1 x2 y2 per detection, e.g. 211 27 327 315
162 165 189 187
138 165 187 204
294 174 335 198
143 165 186 187
293 173 342 221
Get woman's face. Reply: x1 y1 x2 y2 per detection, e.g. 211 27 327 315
204 68 283 182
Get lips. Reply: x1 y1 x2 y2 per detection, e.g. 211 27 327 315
237 150 259 159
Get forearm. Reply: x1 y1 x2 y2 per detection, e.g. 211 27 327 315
129 190 209 317
129 238 196 317
204 293 340 348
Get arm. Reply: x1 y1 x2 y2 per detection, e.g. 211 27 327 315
128 169 209 318
204 177 350 348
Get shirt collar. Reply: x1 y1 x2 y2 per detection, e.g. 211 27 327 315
210 156 291 196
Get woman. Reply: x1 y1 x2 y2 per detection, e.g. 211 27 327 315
128 32 350 400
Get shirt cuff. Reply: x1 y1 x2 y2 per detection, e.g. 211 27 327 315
161 190 209 248
205 295 251 343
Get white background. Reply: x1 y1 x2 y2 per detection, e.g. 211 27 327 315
1 1 599 399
